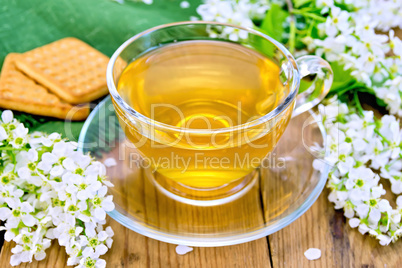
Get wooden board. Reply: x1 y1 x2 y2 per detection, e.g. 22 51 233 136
0 220 271 267
3 189 402 268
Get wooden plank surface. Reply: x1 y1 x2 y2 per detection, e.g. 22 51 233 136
0 219 271 268
3 188 401 268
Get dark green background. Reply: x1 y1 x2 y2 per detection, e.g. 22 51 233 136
0 0 200 140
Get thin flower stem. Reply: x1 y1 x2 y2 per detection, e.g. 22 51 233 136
379 61 395 79
289 20 296 53
0 147 23 151
374 129 391 145
353 91 364 116
385 157 401 170
286 0 296 54
0 147 14 151
291 9 326 22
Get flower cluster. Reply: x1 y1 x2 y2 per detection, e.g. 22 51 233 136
196 0 402 116
308 0 402 116
0 110 115 267
314 97 402 245
196 0 273 41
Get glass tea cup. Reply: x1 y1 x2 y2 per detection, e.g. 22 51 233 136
106 21 333 206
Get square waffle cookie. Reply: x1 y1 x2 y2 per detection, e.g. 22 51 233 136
0 53 89 120
15 37 110 104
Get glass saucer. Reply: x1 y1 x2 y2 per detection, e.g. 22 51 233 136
78 96 329 247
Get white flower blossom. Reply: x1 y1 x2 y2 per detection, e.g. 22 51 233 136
9 123 28 149
91 186 115 221
197 0 272 41
0 111 114 266
314 97 402 245
0 199 36 227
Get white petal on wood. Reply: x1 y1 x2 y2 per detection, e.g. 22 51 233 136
304 248 321 260
176 245 193 255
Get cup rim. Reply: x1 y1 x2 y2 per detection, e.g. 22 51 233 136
106 21 300 134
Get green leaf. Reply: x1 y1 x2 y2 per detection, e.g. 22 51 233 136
248 29 276 58
32 121 84 142
327 62 388 108
260 3 289 42
330 62 356 92
299 79 313 94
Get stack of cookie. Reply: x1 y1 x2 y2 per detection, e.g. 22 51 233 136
0 38 111 120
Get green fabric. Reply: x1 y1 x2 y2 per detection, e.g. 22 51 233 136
0 0 200 141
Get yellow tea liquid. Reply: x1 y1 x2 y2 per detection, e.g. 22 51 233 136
116 40 291 188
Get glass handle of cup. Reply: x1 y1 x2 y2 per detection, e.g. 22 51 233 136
292 55 333 117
